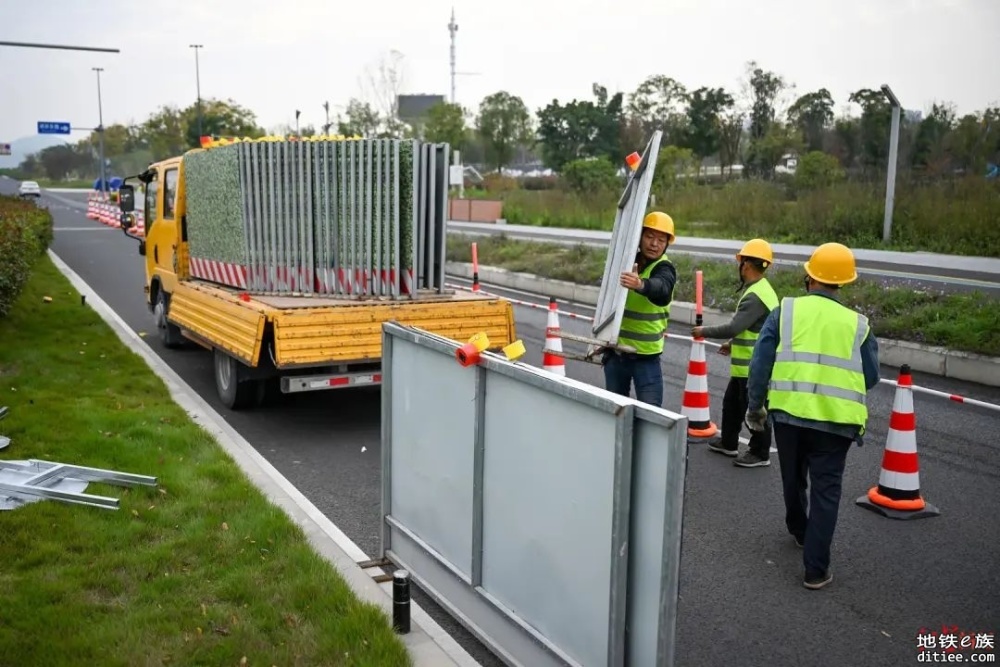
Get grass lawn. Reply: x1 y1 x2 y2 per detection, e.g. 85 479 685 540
0 256 411 666
447 234 1000 358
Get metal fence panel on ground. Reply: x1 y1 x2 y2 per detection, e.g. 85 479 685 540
380 322 688 666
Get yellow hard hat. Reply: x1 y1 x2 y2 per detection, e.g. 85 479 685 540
642 211 675 241
736 238 773 267
804 242 858 285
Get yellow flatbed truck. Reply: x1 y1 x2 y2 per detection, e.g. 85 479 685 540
116 150 516 410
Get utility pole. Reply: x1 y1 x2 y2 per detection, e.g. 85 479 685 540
190 44 204 139
323 101 331 135
295 110 301 136
448 8 458 104
881 84 901 244
93 67 107 195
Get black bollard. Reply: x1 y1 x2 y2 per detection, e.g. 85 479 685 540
81 294 87 306
392 569 410 634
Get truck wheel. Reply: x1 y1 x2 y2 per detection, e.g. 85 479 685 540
213 348 264 410
155 290 186 349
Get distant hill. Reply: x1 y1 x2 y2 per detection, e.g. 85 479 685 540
0 135 72 170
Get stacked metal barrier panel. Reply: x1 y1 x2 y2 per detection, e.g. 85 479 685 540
184 137 449 299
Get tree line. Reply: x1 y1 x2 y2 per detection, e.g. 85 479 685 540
6 59 998 184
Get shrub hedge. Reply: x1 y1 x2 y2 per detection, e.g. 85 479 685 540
0 195 54 318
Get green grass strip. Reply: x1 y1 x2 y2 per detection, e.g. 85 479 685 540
0 256 411 666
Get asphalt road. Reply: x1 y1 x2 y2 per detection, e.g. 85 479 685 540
449 221 1000 296
12 184 1000 666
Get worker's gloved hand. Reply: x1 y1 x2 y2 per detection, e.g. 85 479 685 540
745 407 768 432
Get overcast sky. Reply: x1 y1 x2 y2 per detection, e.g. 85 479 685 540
2 0 998 141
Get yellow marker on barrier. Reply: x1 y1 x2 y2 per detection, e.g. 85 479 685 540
468 332 490 353
503 340 526 361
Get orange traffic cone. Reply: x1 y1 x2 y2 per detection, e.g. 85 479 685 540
543 298 566 376
856 364 940 520
681 334 719 444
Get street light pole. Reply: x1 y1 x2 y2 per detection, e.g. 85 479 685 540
881 84 901 244
93 67 107 195
190 44 203 139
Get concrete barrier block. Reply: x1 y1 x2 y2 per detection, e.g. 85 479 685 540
877 338 948 376
943 349 1000 387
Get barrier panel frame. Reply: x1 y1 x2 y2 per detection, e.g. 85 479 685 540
379 322 687 666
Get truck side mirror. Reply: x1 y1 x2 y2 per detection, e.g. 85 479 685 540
119 184 135 212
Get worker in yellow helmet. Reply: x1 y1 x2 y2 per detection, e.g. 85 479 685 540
692 238 779 468
603 211 677 407
745 242 880 591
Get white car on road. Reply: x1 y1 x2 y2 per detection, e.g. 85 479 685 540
18 181 41 198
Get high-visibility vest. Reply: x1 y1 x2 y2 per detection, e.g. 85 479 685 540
618 256 672 356
767 294 870 427
730 277 779 378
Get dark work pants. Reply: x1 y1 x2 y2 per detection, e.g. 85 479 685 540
603 352 663 407
774 422 853 577
720 376 771 457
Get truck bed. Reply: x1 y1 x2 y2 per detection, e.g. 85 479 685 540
167 279 516 368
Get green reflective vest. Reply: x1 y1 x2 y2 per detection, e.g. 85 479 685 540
619 255 672 356
767 294 870 428
730 277 779 378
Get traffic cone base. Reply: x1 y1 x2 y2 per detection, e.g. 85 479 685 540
855 365 940 521
856 488 940 521
680 337 719 444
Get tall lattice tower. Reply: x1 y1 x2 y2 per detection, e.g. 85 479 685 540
448 8 458 104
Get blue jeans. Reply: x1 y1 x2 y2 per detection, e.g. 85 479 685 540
602 352 663 407
774 422 852 577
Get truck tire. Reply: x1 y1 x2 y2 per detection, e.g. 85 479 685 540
213 348 265 410
155 290 186 349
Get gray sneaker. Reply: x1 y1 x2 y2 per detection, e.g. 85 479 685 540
708 442 738 457
734 452 770 468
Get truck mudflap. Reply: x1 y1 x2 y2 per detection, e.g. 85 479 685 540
281 370 382 393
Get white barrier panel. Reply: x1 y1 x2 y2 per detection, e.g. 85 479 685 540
591 130 663 347
380 322 688 666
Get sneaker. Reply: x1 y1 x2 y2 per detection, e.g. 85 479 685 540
803 571 833 589
708 442 738 457
793 536 804 548
734 452 770 468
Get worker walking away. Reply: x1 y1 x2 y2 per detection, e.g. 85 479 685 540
692 238 779 468
603 211 678 407
745 242 880 590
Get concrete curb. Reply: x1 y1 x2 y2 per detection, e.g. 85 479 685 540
48 249 478 667
445 261 1000 388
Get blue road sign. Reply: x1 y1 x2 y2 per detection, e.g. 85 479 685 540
37 121 71 135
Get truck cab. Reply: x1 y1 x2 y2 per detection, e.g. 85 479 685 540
120 157 189 347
